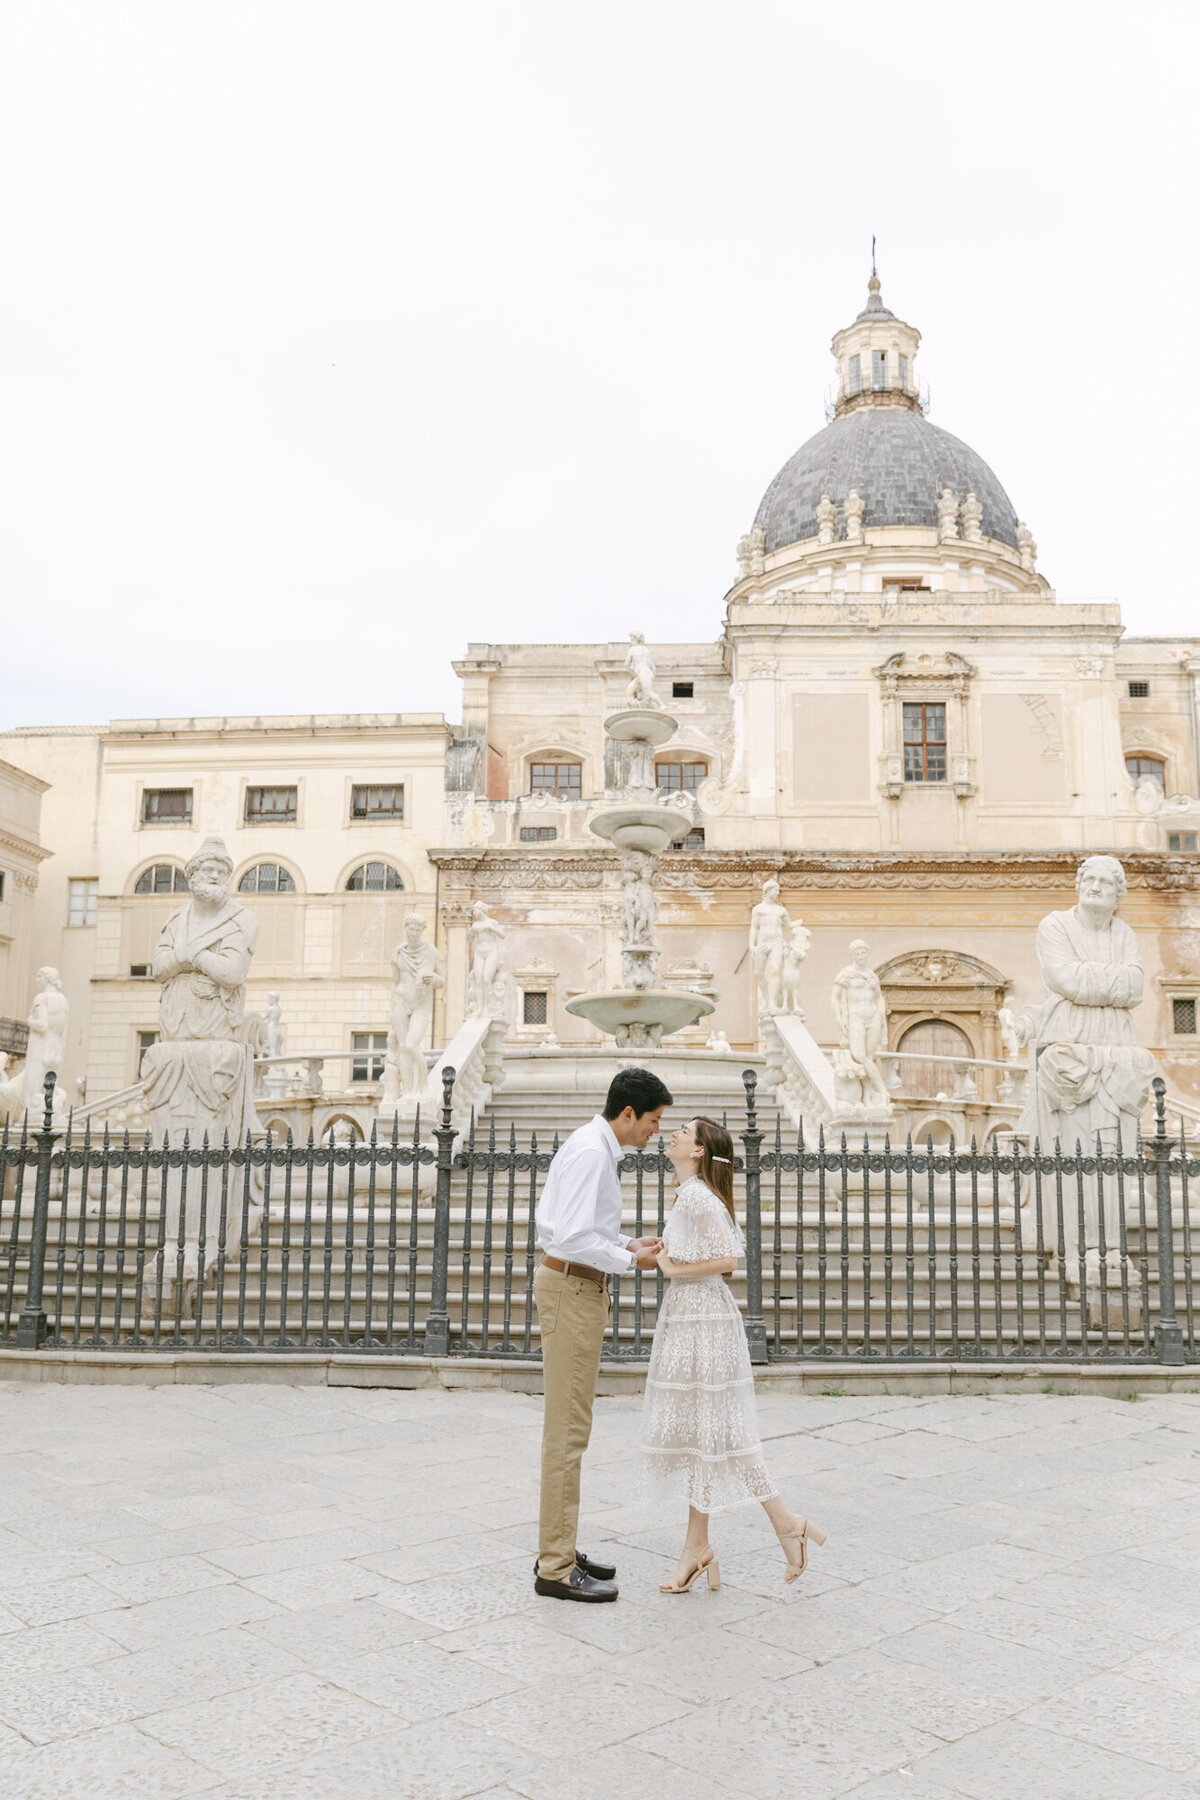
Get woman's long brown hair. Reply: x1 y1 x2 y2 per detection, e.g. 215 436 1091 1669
692 1116 736 1221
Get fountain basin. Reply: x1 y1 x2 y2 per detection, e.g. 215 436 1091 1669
589 805 687 854
566 987 714 1049
603 708 678 746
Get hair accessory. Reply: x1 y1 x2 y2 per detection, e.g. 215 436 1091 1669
710 1155 731 1164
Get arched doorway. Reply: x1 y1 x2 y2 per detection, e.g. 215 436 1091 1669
897 1018 972 1098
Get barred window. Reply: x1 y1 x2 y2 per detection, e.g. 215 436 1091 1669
134 864 189 895
1173 998 1197 1036
523 990 548 1025
351 1031 388 1081
351 784 404 820
530 761 581 800
655 760 708 792
1127 680 1150 698
245 786 298 823
903 703 946 783
345 861 404 892
1126 755 1164 787
68 878 99 926
142 788 192 824
238 863 296 893
519 826 557 843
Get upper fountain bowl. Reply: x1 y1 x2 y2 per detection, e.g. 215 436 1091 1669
603 708 678 747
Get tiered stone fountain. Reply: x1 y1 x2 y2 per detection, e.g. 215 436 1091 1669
566 637 714 1049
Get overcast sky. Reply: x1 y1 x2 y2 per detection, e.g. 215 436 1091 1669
1 1 1196 731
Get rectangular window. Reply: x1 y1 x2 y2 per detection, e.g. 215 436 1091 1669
0 872 5 903
672 681 694 699
529 762 581 800
351 784 405 820
351 1031 388 1081
671 828 706 850
898 354 909 389
1127 680 1150 698
245 786 298 823
130 964 151 979
137 1030 159 1074
872 349 888 390
519 826 557 842
142 787 193 824
523 990 548 1026
1126 755 1164 787
655 760 708 792
847 354 861 396
1168 832 1199 852
68 878 99 927
902 703 947 783
1173 997 1197 1035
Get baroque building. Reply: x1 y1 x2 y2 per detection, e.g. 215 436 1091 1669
3 276 1200 1120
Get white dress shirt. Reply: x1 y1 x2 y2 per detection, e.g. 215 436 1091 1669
535 1114 635 1275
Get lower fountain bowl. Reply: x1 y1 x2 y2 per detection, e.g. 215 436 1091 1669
565 987 714 1049
588 806 686 854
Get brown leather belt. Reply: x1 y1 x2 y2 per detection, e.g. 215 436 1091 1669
541 1255 607 1289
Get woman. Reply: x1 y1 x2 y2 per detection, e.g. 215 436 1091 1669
641 1115 826 1593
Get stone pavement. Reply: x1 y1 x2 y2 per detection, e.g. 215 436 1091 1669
2 1384 1200 1800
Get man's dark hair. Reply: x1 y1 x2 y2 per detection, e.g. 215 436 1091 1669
603 1067 674 1119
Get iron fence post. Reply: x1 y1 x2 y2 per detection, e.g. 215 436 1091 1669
17 1074 60 1349
1150 1077 1184 1366
423 1066 457 1356
741 1068 767 1364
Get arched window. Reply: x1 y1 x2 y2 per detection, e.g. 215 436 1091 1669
134 864 189 895
238 863 297 894
345 861 404 892
655 759 708 792
529 760 582 800
897 1018 973 1100
1126 754 1164 788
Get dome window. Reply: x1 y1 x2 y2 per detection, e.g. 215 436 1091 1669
898 354 909 390
872 349 888 391
847 354 862 397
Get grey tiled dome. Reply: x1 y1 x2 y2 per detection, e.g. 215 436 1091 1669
754 408 1020 553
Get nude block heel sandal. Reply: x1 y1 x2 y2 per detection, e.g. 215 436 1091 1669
782 1515 827 1584
660 1547 720 1594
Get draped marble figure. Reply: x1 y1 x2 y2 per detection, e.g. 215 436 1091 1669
143 837 263 1288
1029 854 1155 1284
23 967 70 1121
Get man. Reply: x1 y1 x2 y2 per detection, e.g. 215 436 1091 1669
533 1066 673 1602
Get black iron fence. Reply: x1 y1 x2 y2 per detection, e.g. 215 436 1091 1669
2 1070 1197 1365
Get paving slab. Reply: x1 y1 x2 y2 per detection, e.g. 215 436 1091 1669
1 1382 1200 1798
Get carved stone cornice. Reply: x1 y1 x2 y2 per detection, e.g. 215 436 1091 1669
0 829 51 864
429 846 1200 894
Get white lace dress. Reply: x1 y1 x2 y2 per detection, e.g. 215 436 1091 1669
640 1176 777 1513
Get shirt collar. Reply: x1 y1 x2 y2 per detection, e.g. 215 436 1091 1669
594 1115 622 1161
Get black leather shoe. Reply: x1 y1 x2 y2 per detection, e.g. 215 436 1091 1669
534 1564 618 1603
533 1549 617 1582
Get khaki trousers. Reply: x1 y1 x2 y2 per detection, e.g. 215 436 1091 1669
534 1262 610 1583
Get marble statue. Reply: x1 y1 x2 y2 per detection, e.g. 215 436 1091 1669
844 488 864 544
816 492 836 547
142 838 263 1292
264 991 284 1058
620 849 658 948
1028 855 1156 1285
748 524 766 575
23 968 69 1121
624 632 663 710
961 490 983 543
736 533 752 578
749 877 791 1015
1017 521 1037 573
997 1004 1023 1062
386 912 444 1100
780 919 812 1017
831 940 890 1111
465 901 508 1019
937 487 959 542
706 1028 733 1054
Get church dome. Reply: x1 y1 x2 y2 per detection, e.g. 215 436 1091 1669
753 273 1020 556
754 407 1020 553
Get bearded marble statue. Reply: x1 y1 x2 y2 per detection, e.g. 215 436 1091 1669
1029 854 1156 1285
143 837 263 1291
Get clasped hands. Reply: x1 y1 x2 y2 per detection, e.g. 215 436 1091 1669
628 1235 664 1270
